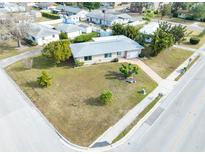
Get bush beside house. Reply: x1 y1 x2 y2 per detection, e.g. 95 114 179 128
190 37 200 44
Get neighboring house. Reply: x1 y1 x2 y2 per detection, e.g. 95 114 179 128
30 10 42 18
34 2 55 9
56 5 88 20
77 23 92 33
86 10 133 27
63 14 80 24
70 35 144 64
130 2 154 13
139 22 159 42
56 24 83 39
28 24 59 45
0 2 26 13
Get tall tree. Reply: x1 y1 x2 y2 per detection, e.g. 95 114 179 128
159 3 172 19
191 3 205 20
0 13 32 47
159 21 188 44
150 28 174 56
83 2 100 11
42 40 71 64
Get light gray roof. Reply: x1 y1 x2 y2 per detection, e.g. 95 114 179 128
139 22 159 35
56 24 82 33
71 35 144 58
56 5 82 14
116 14 133 20
86 11 132 22
86 10 117 22
28 24 59 38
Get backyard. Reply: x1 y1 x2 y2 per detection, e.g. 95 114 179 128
6 56 157 146
143 47 193 78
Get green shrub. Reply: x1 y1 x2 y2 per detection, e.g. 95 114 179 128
74 60 84 67
37 71 52 88
59 32 68 40
24 38 37 46
41 11 60 19
73 32 98 43
100 90 113 105
190 37 200 44
112 58 119 62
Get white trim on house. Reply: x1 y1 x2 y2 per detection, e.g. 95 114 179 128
28 24 59 45
71 35 144 64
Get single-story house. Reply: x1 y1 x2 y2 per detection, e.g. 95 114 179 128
70 35 144 64
139 22 159 42
139 22 159 35
56 24 82 39
27 24 59 45
56 23 93 39
86 10 133 27
56 5 88 20
77 23 92 33
63 14 80 24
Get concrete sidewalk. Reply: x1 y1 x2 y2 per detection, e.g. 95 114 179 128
0 47 42 68
119 58 163 84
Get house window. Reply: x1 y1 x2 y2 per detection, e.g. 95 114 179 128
104 53 112 58
84 56 92 61
117 52 121 56
42 37 45 40
52 35 55 38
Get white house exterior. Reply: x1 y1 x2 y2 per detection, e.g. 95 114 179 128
77 24 92 33
86 11 133 27
56 5 88 20
56 24 82 39
70 35 144 64
139 22 159 42
28 24 59 45
63 14 80 24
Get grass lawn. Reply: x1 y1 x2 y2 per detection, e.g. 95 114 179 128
6 56 157 146
35 16 55 22
143 47 193 79
0 40 40 60
181 30 205 49
154 16 195 25
112 94 162 143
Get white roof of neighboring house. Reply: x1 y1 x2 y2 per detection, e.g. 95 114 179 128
56 24 82 33
71 35 144 58
139 22 159 35
56 5 86 14
86 10 133 22
28 24 59 38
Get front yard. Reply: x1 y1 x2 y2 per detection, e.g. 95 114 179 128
181 30 205 49
6 56 157 146
0 40 39 60
143 47 193 78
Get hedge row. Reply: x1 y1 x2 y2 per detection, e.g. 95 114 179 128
73 32 98 43
41 11 60 19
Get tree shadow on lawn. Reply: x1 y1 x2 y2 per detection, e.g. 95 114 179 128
105 71 125 80
85 97 104 106
24 80 41 89
32 56 74 69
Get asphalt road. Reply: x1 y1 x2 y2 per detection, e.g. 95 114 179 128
111 54 205 151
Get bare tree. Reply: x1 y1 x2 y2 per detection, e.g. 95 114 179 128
0 12 32 47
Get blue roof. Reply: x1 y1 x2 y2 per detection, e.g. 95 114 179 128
71 35 144 58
